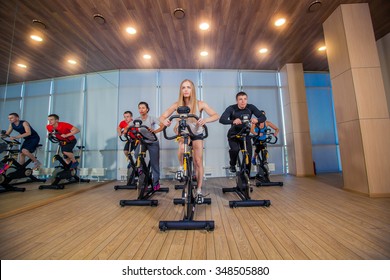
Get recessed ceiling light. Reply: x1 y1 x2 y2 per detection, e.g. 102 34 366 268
275 18 286 26
259 48 268 54
318 46 326 51
17 63 27 68
199 22 210 30
200 51 208 56
67 59 77 65
30 35 43 42
143 54 151 59
126 27 137 34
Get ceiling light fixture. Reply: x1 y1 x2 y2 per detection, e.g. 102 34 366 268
93 14 106 25
259 48 268 54
143 54 151 59
30 35 43 42
199 22 210 30
318 46 326 51
126 27 137 34
275 18 286 27
200 51 208 56
17 63 27 68
67 59 77 65
173 8 185 19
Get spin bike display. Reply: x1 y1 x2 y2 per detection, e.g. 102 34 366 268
222 115 271 208
159 106 214 231
119 120 169 207
39 132 90 190
0 133 46 193
114 132 138 190
254 129 283 187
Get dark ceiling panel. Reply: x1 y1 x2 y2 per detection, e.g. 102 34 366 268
0 0 389 84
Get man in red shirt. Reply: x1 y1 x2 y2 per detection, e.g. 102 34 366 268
46 114 80 169
117 111 138 160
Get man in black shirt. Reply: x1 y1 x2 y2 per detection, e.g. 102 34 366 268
219 92 266 173
5 113 41 169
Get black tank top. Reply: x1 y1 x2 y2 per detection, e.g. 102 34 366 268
11 120 39 140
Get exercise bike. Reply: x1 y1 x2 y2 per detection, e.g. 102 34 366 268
39 132 90 190
253 129 283 187
114 131 139 190
119 120 169 207
159 106 214 231
222 114 271 208
0 133 46 193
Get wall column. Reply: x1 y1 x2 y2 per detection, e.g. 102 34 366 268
323 3 390 197
280 63 314 176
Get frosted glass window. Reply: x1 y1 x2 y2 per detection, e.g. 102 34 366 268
305 72 340 173
84 71 119 179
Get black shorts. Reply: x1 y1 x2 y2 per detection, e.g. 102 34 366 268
190 134 204 141
60 139 77 153
21 136 40 153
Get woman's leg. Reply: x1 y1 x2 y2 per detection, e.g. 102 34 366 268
191 140 204 192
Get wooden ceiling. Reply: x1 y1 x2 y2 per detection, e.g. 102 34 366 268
1 0 389 85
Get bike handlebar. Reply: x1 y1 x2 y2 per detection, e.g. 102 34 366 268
163 113 209 140
128 120 158 142
0 133 21 145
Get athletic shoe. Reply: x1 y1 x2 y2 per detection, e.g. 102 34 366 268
153 183 161 191
175 168 184 182
196 192 204 204
229 165 236 173
70 161 79 169
33 160 42 169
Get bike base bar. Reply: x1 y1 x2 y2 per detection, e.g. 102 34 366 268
229 199 271 208
159 220 214 231
174 184 184 190
39 185 65 190
173 197 211 205
256 182 283 187
119 199 158 207
114 184 137 190
0 186 26 192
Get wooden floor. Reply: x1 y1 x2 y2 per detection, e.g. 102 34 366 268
1 174 389 260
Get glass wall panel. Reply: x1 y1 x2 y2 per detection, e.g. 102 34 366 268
202 70 239 177
23 80 52 165
241 71 284 175
159 70 199 177
0 84 22 126
84 71 119 179
305 72 340 173
117 70 157 175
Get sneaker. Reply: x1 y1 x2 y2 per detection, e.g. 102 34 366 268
229 165 236 173
0 163 10 175
153 183 160 191
175 168 184 182
33 160 42 169
70 161 79 169
251 157 257 165
196 192 204 204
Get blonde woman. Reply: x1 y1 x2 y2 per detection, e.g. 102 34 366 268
160 79 219 203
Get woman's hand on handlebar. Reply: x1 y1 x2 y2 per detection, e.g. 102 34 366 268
163 118 172 127
197 118 206 126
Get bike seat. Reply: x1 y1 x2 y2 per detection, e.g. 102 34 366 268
76 145 85 149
